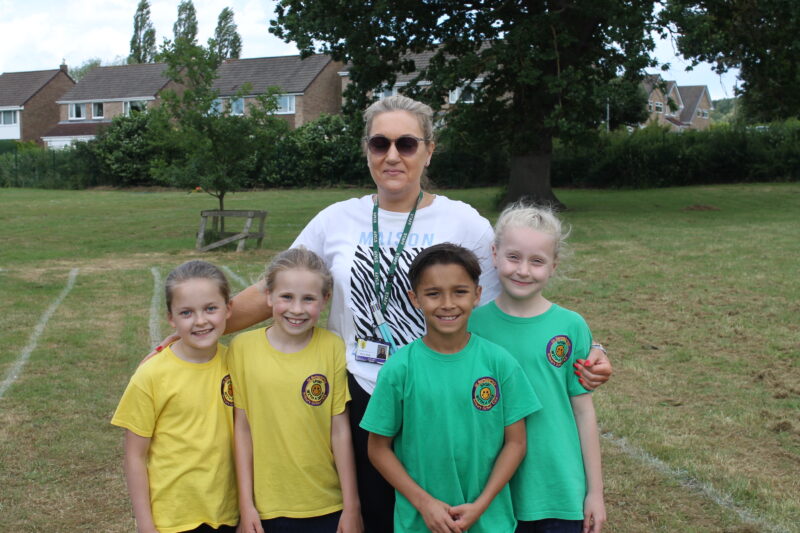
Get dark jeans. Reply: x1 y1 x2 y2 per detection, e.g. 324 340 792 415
516 518 584 533
182 525 236 533
261 511 341 533
348 371 396 533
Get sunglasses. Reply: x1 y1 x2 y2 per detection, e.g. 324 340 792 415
365 135 428 156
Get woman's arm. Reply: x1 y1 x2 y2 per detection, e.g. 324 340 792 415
449 419 527 531
331 410 363 533
368 433 462 533
234 408 264 533
571 394 606 533
123 431 158 533
575 346 612 390
225 280 273 334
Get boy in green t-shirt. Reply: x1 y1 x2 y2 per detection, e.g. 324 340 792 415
361 243 541 533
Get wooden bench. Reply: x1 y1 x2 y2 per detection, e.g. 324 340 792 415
195 209 267 252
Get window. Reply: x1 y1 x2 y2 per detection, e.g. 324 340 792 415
210 98 224 115
654 102 664 114
702 109 709 118
647 102 653 112
448 85 477 104
231 98 244 116
275 94 295 114
123 100 148 116
69 103 86 120
0 110 17 125
92 102 104 119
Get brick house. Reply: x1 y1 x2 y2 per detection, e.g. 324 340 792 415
0 65 75 145
42 63 177 149
642 74 713 131
213 54 344 129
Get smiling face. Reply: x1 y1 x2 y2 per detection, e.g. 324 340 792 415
408 262 482 347
266 268 328 345
493 225 558 304
167 278 231 362
366 110 434 208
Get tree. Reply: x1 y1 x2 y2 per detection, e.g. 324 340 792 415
69 58 102 82
173 0 198 45
210 7 243 60
128 0 157 64
271 0 657 207
659 0 800 123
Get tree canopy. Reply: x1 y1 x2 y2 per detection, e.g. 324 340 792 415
272 0 657 206
660 0 800 122
173 0 199 45
210 7 243 60
128 0 157 64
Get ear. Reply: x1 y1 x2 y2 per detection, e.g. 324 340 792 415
425 141 435 167
491 243 498 267
265 289 274 308
407 289 421 309
167 311 176 329
224 300 233 320
473 284 483 308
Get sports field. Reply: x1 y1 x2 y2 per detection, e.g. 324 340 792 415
1 184 798 532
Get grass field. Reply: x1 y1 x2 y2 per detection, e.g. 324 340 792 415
1 184 798 532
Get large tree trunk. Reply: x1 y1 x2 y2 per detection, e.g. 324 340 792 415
503 137 564 210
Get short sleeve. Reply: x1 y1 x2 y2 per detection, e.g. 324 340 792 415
110 369 157 438
227 335 249 410
291 209 327 255
500 355 542 426
359 357 405 437
568 316 594 397
330 335 350 416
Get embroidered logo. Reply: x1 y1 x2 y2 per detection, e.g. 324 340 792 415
302 374 329 406
472 377 500 411
220 374 234 406
546 335 573 367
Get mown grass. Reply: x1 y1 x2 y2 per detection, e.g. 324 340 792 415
0 184 798 532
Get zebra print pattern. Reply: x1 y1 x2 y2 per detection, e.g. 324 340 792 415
349 244 426 347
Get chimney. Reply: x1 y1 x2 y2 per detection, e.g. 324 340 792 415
60 59 68 73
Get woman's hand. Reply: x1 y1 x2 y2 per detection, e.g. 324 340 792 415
139 333 180 366
575 346 612 390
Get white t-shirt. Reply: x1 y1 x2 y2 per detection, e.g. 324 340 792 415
292 194 500 394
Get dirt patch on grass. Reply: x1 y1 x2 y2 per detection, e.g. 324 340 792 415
683 204 721 211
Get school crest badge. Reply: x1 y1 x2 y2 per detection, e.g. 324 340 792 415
220 374 234 406
546 335 572 367
302 374 329 406
472 376 500 411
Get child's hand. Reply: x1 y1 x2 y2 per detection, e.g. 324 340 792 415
449 501 485 531
238 505 264 533
419 496 462 533
336 506 364 533
582 491 606 533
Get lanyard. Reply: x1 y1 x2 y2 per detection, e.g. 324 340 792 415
372 191 423 315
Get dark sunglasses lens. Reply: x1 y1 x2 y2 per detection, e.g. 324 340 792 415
368 136 391 154
395 136 419 155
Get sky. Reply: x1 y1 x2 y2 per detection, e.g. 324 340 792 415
1 0 739 101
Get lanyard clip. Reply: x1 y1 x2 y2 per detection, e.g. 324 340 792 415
370 301 386 325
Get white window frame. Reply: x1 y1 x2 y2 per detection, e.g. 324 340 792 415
92 102 104 119
231 98 244 116
275 94 296 114
1 110 18 125
210 98 224 115
69 103 86 120
654 102 664 114
123 100 148 116
448 84 478 104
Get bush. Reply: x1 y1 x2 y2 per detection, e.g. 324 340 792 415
0 143 97 189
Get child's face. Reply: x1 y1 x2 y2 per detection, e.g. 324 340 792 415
266 268 328 341
167 278 231 356
408 263 482 339
493 226 558 303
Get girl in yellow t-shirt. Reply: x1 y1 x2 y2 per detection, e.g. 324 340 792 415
229 248 362 533
112 260 238 533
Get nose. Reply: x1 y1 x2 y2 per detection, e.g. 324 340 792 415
385 140 401 161
441 293 455 309
290 298 304 314
516 261 531 277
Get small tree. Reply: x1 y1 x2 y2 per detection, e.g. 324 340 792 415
210 7 242 60
128 0 157 64
173 0 198 45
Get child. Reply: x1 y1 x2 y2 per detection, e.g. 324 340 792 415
111 260 238 533
469 204 606 533
229 248 362 533
361 243 541 533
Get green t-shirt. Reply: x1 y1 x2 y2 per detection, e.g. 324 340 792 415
469 301 592 521
361 334 541 533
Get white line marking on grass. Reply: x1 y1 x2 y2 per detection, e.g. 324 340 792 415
221 266 247 290
149 267 162 348
0 268 79 400
602 431 787 533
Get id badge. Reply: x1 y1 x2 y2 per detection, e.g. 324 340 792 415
354 336 392 364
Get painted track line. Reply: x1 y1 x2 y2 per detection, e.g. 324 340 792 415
0 268 79 399
602 431 787 533
221 265 247 290
149 267 162 348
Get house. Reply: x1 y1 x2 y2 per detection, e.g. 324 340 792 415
42 63 176 149
642 74 713 131
0 65 75 145
212 54 344 129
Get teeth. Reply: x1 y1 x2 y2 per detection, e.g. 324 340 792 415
286 318 305 325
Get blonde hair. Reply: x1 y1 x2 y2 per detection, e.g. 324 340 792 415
494 202 570 261
264 247 333 298
165 260 230 312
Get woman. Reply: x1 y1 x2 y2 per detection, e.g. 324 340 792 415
225 95 612 532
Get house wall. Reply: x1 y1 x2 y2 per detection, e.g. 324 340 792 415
646 87 676 129
298 59 344 125
690 92 712 131
20 70 75 145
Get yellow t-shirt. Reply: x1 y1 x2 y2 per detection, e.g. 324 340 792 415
228 327 350 519
111 344 238 533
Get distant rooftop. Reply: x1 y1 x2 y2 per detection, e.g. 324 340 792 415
213 54 333 96
60 63 170 101
0 69 66 106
